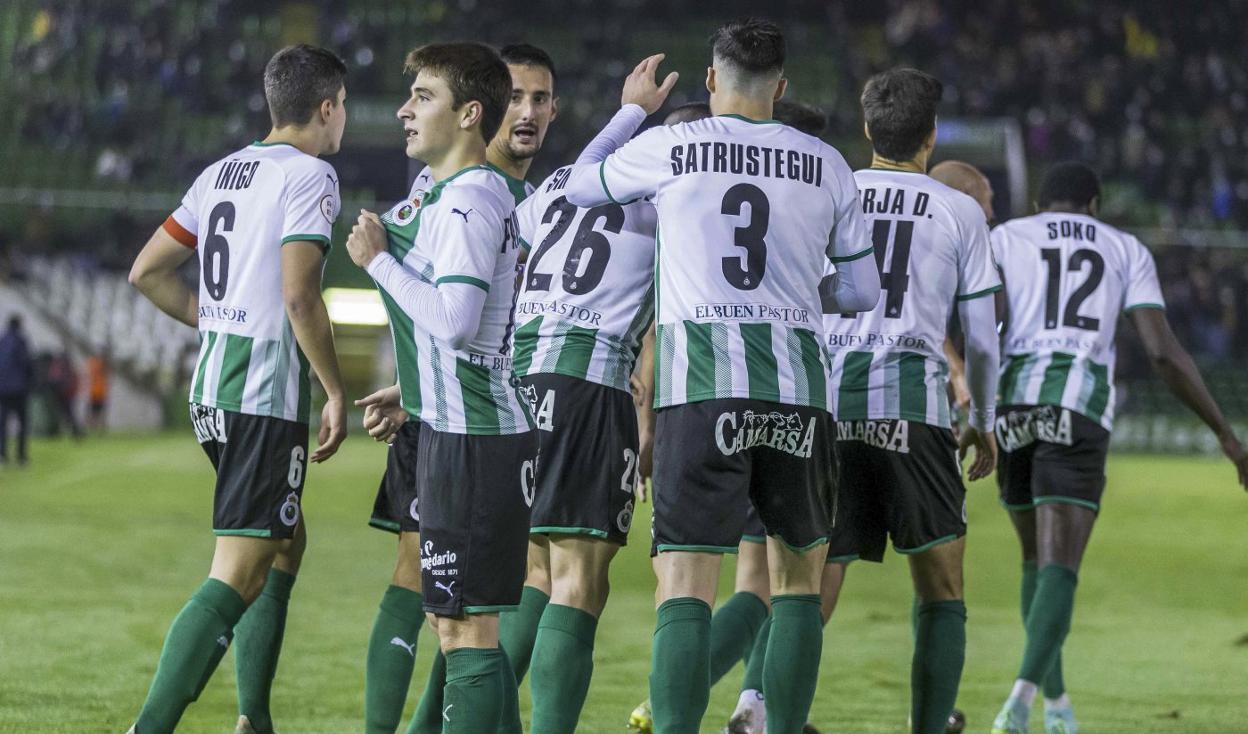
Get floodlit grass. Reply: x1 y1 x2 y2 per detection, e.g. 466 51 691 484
2 433 1246 732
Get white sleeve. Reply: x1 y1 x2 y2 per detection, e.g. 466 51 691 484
1123 236 1165 312
162 173 206 248
819 249 881 314
427 184 508 293
574 104 648 165
958 294 1000 432
825 153 874 262
565 125 671 207
955 201 1002 301
282 162 339 252
366 254 487 349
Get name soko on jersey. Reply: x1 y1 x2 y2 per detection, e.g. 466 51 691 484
836 420 911 454
995 406 1073 452
715 410 817 458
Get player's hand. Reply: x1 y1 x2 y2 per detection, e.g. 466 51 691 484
621 53 679 115
1217 429 1248 489
950 371 972 418
311 396 347 463
356 384 406 444
346 210 387 269
958 426 997 482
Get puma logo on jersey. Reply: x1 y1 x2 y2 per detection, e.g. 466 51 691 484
389 636 417 656
434 580 457 597
451 207 474 222
325 173 338 187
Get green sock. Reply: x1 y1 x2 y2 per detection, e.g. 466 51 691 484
136 579 248 733
364 585 424 734
234 568 296 734
708 592 768 685
498 586 549 684
405 649 446 734
442 647 505 734
1021 561 1066 698
911 600 967 734
739 615 772 693
530 604 599 734
649 597 712 734
1019 565 1078 685
497 647 522 734
763 595 823 734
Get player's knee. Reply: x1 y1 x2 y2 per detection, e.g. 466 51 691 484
391 544 424 591
553 570 610 616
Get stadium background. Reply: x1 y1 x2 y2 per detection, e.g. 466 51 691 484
1 1 1246 732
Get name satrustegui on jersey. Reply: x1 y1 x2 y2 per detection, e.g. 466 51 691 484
511 165 657 392
594 114 872 410
376 164 532 435
826 169 1001 428
163 141 339 424
992 212 1165 430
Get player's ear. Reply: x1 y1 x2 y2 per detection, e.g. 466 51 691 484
550 96 559 123
705 67 716 95
924 125 937 151
773 77 787 103
863 122 872 142
319 97 336 125
1088 195 1100 217
460 100 484 132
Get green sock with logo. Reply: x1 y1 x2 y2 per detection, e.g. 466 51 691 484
442 647 506 734
529 604 599 734
1021 561 1066 698
912 600 967 734
364 585 424 734
709 591 769 685
763 594 823 734
135 579 248 733
1019 564 1078 685
498 586 549 684
234 568 296 734
405 649 446 734
649 597 712 733
739 615 772 693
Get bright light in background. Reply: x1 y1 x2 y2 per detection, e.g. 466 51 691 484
325 288 388 326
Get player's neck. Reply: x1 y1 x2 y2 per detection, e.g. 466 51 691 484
486 142 531 182
427 139 488 182
710 93 774 123
261 127 323 157
869 154 927 174
1040 204 1094 216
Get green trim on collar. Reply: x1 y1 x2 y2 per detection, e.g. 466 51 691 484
251 140 297 149
718 113 781 125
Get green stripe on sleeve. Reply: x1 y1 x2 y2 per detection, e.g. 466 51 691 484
191 331 217 405
519 237 532 253
955 284 1003 301
598 161 622 204
794 328 827 410
740 323 779 398
1036 352 1075 405
828 246 874 264
896 352 928 421
455 358 502 435
436 275 490 291
837 351 873 420
216 334 254 409
684 321 717 399
281 233 331 245
1124 302 1164 312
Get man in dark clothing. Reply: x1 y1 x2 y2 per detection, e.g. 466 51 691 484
0 315 34 465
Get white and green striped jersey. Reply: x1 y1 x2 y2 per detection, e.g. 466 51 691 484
510 165 657 391
992 212 1165 430
164 141 340 423
826 169 1000 427
589 114 872 409
376 164 533 435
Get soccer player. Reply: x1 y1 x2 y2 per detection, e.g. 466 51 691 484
354 42 558 734
344 42 536 734
989 161 1248 734
493 54 675 733
805 68 1003 734
563 19 880 734
125 44 349 734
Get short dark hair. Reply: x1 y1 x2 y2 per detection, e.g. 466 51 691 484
499 43 557 87
1037 162 1101 209
773 99 826 137
664 101 711 125
710 18 785 75
404 43 512 144
860 68 943 162
263 44 347 128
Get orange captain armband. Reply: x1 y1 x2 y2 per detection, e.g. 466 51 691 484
162 215 197 248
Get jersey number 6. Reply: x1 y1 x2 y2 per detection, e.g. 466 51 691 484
203 201 234 301
527 196 623 295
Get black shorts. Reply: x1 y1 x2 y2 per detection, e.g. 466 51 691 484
417 426 539 617
741 504 766 544
651 399 833 555
519 374 639 546
831 420 965 562
996 405 1110 512
369 421 422 534
191 403 308 540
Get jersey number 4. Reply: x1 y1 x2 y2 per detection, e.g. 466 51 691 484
842 218 912 319
526 196 623 295
203 201 234 301
1040 248 1104 331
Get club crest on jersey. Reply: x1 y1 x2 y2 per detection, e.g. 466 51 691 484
279 492 301 527
390 199 419 226
319 194 338 224
715 409 816 458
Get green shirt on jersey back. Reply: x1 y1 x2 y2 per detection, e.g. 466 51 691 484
166 141 340 424
375 164 533 435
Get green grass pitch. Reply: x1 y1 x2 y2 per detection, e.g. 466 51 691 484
2 433 1246 732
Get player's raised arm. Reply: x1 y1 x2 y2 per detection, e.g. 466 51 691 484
1131 306 1248 487
563 54 677 206
129 226 199 327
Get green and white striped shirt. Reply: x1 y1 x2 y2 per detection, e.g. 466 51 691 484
167 141 339 423
374 164 533 435
992 212 1165 430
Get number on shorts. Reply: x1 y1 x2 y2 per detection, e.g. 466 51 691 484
620 448 640 493
287 446 305 488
